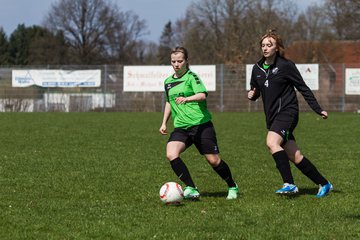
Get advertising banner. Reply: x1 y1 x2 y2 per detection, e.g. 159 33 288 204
123 65 216 92
12 69 101 87
296 64 319 90
345 68 360 95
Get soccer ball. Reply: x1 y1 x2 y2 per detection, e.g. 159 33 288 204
159 182 184 205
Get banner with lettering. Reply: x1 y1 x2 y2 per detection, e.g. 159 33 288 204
12 69 101 87
123 65 216 92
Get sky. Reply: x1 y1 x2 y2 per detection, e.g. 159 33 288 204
0 0 320 42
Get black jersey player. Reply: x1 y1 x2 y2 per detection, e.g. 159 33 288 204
248 30 332 198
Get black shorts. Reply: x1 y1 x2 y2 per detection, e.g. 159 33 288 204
269 113 298 145
168 121 220 155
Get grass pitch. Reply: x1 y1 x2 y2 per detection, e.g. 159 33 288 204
0 112 359 239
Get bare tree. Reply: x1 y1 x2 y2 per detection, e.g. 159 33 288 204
288 3 330 63
174 0 298 64
105 10 148 64
324 0 360 40
173 0 222 64
43 0 148 64
176 0 252 64
294 4 330 41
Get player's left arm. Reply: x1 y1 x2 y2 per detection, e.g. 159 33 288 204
287 62 325 117
175 92 206 104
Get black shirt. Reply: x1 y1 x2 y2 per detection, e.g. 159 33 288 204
249 55 323 128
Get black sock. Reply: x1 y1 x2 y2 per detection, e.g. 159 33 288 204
272 150 294 184
295 157 328 186
170 157 195 188
212 160 236 188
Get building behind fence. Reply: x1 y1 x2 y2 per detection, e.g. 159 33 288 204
0 64 359 112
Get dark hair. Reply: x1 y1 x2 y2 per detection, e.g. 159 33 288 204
259 29 285 57
171 46 189 68
171 46 189 59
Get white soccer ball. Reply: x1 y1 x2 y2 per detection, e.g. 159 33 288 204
159 182 184 205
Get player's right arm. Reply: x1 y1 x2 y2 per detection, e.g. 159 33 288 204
247 88 257 100
159 102 171 135
248 66 260 101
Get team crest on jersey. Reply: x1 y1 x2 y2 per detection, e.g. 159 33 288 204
272 67 279 74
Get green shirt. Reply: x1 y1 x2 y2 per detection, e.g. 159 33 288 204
262 63 270 70
164 69 212 129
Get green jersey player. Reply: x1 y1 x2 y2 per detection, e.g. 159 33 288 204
159 46 238 200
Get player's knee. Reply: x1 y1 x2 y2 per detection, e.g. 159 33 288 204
288 151 303 163
205 154 220 167
166 152 179 161
266 140 280 153
294 151 303 164
208 159 219 167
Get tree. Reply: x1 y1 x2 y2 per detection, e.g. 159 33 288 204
182 0 228 63
287 0 360 63
7 24 69 65
0 28 9 65
173 0 298 64
294 4 330 42
8 24 32 65
44 0 148 64
323 0 360 40
288 3 330 63
28 29 70 65
157 21 174 65
141 42 159 64
104 10 148 64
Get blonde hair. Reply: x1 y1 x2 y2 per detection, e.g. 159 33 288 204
259 29 285 57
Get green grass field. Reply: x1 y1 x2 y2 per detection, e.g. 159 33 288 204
0 112 359 239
